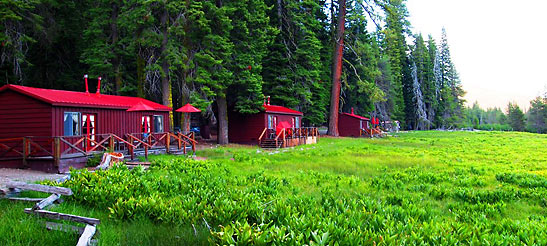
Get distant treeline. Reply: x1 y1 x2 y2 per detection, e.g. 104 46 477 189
462 98 547 134
1 0 544 140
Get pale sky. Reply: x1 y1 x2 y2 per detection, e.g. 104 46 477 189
406 0 547 111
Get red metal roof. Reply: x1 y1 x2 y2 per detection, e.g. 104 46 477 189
340 112 369 121
263 104 303 115
127 101 156 112
0 84 171 111
176 103 201 113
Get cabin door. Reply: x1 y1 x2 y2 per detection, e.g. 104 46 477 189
142 116 151 134
82 113 97 151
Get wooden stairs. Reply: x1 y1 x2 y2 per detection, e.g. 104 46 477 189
259 139 283 149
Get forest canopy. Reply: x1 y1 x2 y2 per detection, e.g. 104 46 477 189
1 0 544 140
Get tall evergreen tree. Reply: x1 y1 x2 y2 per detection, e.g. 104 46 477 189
341 1 383 117
507 102 525 131
526 96 547 133
262 0 327 126
0 0 40 84
328 0 346 136
437 28 465 128
380 0 410 125
80 0 125 95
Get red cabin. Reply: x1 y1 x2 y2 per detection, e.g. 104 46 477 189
228 102 318 148
0 84 188 173
338 109 371 137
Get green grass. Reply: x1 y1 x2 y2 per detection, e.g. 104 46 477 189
1 131 546 245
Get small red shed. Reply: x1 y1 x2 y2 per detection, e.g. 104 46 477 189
228 103 304 144
338 109 370 137
0 84 171 172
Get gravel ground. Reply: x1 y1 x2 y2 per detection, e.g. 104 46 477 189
0 168 66 190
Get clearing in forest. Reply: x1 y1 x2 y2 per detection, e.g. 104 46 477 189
1 131 546 245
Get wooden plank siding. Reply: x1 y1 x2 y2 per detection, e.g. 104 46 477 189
0 86 171 172
0 90 52 138
228 112 265 143
338 113 361 137
51 107 169 137
228 112 303 144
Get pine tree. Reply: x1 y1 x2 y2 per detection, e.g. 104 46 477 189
380 0 410 126
0 0 39 84
80 0 125 95
341 2 383 117
507 102 525 131
328 0 346 136
262 0 328 126
526 96 547 133
437 28 465 128
424 35 438 128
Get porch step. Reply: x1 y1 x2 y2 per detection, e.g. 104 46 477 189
123 146 193 160
259 139 283 149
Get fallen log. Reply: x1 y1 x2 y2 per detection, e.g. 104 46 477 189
6 197 44 202
33 194 61 210
45 221 85 234
7 182 72 196
76 224 97 246
24 208 100 225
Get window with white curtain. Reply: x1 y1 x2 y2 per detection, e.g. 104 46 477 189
63 112 80 136
153 115 164 133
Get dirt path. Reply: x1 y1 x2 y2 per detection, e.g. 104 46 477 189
0 168 65 190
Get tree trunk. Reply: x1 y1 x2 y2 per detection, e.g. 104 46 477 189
159 4 173 130
136 54 145 98
111 1 121 95
217 94 229 145
328 0 346 137
160 5 169 107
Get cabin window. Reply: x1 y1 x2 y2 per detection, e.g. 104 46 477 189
153 115 164 133
268 115 273 129
142 116 151 133
294 117 300 128
360 120 363 129
63 112 80 136
367 121 370 129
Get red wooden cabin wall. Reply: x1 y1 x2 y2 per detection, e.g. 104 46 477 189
51 107 169 137
228 112 303 144
0 90 52 139
338 114 361 137
228 112 265 143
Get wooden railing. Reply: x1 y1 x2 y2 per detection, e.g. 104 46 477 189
275 128 286 148
258 127 319 146
0 132 197 165
360 128 383 138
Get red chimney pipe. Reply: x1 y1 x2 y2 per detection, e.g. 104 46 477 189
351 107 354 114
96 77 101 94
84 74 89 93
267 96 270 105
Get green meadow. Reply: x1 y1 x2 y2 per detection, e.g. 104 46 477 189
1 131 546 245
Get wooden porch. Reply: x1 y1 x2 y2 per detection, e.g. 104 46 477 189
258 127 319 149
0 132 196 173
359 127 385 138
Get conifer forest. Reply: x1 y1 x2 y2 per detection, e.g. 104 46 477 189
1 0 546 138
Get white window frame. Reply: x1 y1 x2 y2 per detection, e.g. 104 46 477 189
153 115 164 133
63 112 81 136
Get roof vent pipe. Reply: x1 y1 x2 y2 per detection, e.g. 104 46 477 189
84 74 89 93
96 77 101 94
351 107 354 114
267 96 270 105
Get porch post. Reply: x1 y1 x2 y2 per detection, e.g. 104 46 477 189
22 137 28 167
53 137 61 168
